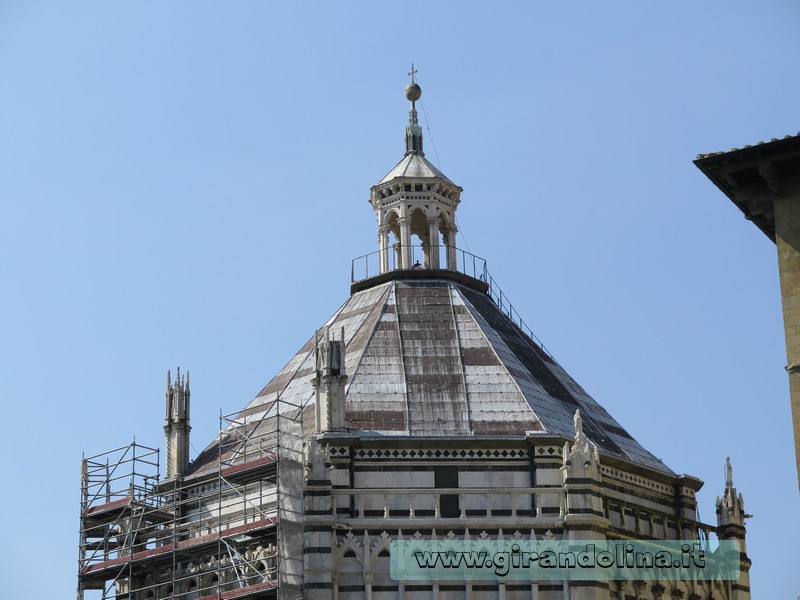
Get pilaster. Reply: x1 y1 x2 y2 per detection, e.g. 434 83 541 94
561 410 610 600
774 172 800 484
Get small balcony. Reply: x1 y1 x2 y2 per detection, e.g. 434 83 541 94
351 244 488 284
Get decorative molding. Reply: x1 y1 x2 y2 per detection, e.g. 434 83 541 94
353 448 528 460
599 465 676 495
534 446 564 457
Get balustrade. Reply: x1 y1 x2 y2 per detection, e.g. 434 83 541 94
331 487 566 521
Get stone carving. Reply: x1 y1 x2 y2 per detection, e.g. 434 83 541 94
562 409 600 480
303 440 329 484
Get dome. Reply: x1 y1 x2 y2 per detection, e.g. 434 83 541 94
188 276 673 477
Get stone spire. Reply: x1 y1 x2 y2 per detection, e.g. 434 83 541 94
313 327 348 433
164 367 191 478
716 456 748 528
404 64 423 155
715 456 751 598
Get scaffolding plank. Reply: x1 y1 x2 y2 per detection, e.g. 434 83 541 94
82 496 174 524
197 580 278 600
82 495 132 517
80 515 278 580
221 454 278 483
84 541 120 551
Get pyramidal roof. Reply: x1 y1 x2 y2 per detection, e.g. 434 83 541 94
378 152 455 185
187 72 673 478
189 277 672 476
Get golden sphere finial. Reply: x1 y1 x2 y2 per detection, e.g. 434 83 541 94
405 63 421 102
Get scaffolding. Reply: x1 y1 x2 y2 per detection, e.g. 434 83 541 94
78 393 306 600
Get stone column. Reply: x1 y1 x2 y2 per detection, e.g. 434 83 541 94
378 226 389 274
399 216 411 269
428 218 439 269
445 226 458 271
442 231 451 271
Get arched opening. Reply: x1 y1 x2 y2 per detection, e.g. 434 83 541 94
206 574 219 595
338 548 362 591
438 213 455 270
373 549 393 590
382 210 401 273
408 207 429 268
186 579 199 600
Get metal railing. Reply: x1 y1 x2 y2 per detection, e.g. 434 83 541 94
483 272 556 361
351 244 556 360
351 244 487 283
80 443 161 513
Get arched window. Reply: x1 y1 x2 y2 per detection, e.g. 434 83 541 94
186 580 199 600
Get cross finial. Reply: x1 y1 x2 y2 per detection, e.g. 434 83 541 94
408 63 418 83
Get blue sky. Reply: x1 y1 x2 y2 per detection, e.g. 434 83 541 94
1 2 798 597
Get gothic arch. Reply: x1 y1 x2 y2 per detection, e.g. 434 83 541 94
407 205 429 224
200 572 219 594
334 533 364 566
437 211 452 229
382 208 401 230
366 532 391 568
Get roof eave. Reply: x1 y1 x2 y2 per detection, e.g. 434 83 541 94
694 133 800 243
